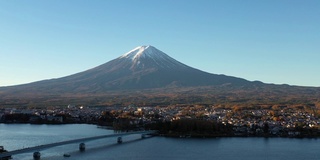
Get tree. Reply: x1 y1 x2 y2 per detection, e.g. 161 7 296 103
263 122 269 134
232 105 241 113
272 105 280 111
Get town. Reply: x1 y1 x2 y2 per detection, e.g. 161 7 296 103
1 104 320 138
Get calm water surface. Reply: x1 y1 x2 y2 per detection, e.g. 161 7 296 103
1 124 320 160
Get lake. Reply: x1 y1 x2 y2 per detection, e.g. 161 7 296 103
1 124 320 160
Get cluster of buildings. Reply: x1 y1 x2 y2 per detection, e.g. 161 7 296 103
1 104 320 137
0 105 103 124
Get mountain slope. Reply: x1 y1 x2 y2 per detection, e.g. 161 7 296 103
1 45 320 107
1 45 253 94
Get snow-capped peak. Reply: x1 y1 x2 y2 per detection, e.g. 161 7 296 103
120 45 158 60
118 45 188 70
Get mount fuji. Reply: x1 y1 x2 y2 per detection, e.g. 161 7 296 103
4 45 319 106
2 46 256 93
7 45 252 93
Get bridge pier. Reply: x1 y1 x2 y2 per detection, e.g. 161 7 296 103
79 143 85 152
117 137 122 144
33 151 41 160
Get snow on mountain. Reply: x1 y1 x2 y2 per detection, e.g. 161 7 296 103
119 45 188 70
120 45 154 60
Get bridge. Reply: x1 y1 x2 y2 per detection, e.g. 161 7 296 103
0 130 156 159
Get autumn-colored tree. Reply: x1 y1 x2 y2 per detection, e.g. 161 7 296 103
315 102 320 110
232 105 241 113
272 105 280 111
269 110 275 116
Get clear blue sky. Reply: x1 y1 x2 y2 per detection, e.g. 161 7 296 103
1 0 319 87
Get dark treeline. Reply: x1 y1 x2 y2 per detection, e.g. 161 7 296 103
145 119 234 137
0 113 89 124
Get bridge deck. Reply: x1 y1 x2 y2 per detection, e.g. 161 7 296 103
0 130 156 158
